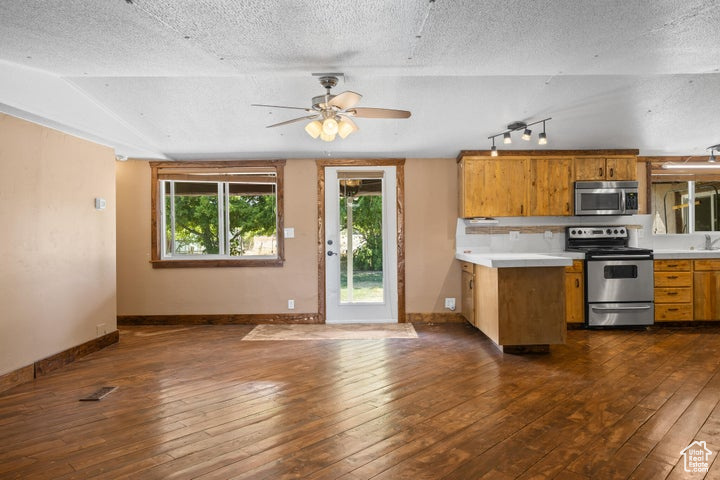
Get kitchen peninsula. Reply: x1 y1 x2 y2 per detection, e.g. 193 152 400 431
457 252 575 353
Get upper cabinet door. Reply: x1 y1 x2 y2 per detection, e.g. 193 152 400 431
529 157 573 216
605 157 637 180
460 157 529 217
573 157 607 181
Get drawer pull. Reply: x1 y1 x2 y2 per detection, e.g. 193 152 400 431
575 278 580 288
667 264 678 267
667 275 678 279
667 292 679 296
668 308 679 312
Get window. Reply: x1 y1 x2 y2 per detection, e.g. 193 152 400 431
150 160 284 267
651 180 720 234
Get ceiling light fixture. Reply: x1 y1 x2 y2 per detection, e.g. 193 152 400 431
661 144 720 169
488 117 552 155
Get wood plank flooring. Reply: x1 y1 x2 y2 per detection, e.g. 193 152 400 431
1 323 719 479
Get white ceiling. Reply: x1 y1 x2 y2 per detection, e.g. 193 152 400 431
1 0 719 160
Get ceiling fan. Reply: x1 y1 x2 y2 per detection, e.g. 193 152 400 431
252 75 411 142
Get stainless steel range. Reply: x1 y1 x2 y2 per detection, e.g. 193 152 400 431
566 226 654 327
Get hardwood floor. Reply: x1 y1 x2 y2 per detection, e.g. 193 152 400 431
1 323 719 479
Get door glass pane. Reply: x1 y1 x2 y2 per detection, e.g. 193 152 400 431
338 177 384 303
168 181 220 255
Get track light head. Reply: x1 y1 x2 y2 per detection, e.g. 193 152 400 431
538 132 548 145
710 149 717 163
503 132 512 144
522 129 532 141
491 145 498 157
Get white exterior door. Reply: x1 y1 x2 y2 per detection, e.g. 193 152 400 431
324 166 398 324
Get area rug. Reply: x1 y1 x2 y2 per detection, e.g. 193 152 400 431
242 323 418 341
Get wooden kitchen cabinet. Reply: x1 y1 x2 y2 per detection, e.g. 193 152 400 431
460 262 475 325
693 259 720 321
529 157 573 216
564 260 584 324
654 260 693 321
458 157 529 218
573 156 637 181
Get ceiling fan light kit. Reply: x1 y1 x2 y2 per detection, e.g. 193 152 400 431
253 74 411 142
488 117 552 154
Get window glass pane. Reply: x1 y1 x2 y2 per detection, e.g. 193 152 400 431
228 182 277 256
651 182 689 234
171 182 220 255
338 178 384 303
695 182 720 232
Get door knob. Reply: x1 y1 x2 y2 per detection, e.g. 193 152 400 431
327 251 337 256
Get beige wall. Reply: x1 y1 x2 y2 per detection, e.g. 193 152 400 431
0 114 116 376
116 158 460 316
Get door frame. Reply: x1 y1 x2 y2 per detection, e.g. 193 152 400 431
316 158 406 324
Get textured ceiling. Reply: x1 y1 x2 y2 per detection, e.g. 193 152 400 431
1 0 719 159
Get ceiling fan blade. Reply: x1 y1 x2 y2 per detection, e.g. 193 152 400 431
329 91 362 110
252 103 313 112
266 114 319 128
347 107 411 119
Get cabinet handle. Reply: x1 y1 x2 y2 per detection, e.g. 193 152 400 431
668 308 679 312
599 167 604 177
469 279 473 290
520 204 524 215
667 292 678 296
609 167 614 178
667 275 678 279
667 264 678 267
575 278 580 288
566 202 570 212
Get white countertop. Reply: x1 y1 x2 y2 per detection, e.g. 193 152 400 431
456 252 576 268
653 249 720 259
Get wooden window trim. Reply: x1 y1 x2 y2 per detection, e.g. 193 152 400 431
150 160 285 268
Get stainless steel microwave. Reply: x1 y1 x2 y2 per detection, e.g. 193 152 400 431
574 181 639 216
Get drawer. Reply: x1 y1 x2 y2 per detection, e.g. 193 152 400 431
461 262 473 273
565 260 584 273
654 271 693 287
655 303 693 321
655 287 693 303
694 259 720 271
654 259 692 271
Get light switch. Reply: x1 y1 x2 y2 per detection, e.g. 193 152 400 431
94 197 106 210
284 227 295 238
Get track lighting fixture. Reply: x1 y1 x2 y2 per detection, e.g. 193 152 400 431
708 144 719 163
487 118 551 155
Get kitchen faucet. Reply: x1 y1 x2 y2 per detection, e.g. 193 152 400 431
704 234 720 250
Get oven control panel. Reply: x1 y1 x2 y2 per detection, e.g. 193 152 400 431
567 226 627 239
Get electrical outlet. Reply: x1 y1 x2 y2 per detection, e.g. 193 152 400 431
96 323 107 336
288 299 295 310
444 297 456 310
509 231 520 241
544 230 553 239
284 227 295 238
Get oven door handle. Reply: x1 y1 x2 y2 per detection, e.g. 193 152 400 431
587 254 653 260
591 305 652 312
